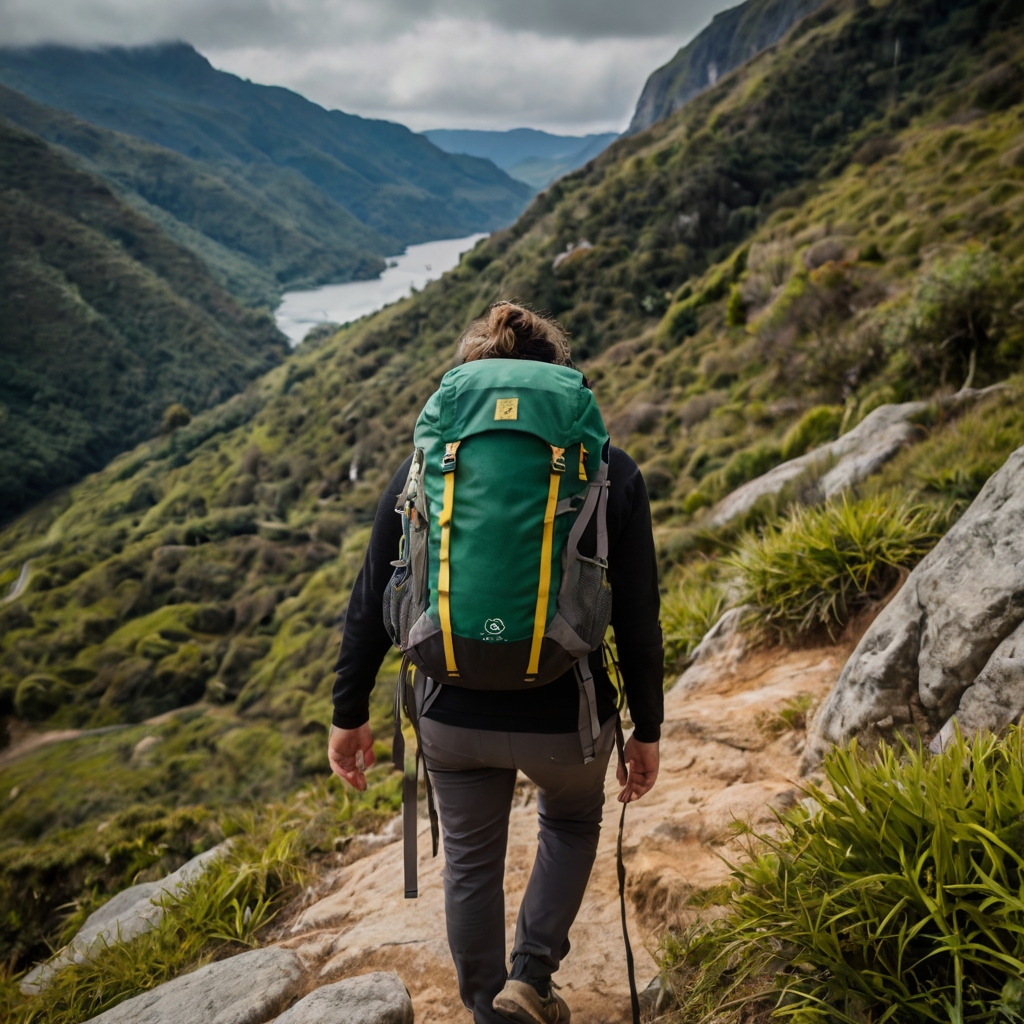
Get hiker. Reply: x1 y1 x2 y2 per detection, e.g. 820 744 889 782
328 301 663 1024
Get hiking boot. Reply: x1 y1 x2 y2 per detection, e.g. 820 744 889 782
492 979 570 1024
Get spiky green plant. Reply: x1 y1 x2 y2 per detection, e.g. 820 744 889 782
663 727 1024 1024
661 562 727 672
727 493 946 639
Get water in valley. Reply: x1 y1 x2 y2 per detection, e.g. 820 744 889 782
275 232 489 345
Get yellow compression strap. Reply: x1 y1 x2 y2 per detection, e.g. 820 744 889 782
438 444 459 677
527 448 564 678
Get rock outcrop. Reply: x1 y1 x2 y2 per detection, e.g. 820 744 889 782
627 0 826 135
273 972 413 1024
710 388 1004 527
22 842 230 994
85 947 305 1024
803 444 1024 770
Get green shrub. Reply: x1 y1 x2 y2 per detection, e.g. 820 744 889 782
726 285 747 326
659 300 700 343
14 675 69 721
780 405 844 461
661 564 726 673
885 248 1024 390
727 493 946 639
722 443 782 490
871 382 1024 503
663 727 1024 1024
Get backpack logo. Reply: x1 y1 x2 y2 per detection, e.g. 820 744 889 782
482 618 506 641
494 398 518 421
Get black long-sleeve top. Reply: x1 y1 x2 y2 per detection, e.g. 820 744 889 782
332 445 664 742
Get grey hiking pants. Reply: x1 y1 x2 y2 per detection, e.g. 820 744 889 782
420 715 616 1024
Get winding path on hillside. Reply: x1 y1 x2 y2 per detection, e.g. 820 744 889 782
0 724 130 772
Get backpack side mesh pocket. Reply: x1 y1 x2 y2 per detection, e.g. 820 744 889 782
384 450 429 650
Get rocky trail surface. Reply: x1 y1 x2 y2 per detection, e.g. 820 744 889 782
286 631 842 1022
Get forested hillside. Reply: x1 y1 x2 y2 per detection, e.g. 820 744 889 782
0 85 393 305
0 43 532 295
0 121 288 522
2 0 1024 984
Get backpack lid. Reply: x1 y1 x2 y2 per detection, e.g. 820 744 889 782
415 359 607 455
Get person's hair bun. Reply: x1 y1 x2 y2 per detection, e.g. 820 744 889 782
458 301 572 366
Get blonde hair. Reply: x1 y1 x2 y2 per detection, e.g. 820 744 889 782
457 301 572 366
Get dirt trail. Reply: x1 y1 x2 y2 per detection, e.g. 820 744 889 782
0 724 131 771
281 632 847 1024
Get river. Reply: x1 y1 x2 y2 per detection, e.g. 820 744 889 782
274 232 489 346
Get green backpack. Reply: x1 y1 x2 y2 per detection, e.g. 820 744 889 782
384 360 644 1019
384 357 612 756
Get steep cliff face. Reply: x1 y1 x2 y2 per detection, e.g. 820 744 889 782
627 0 827 134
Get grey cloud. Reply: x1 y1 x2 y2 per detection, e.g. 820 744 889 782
0 0 736 133
0 0 732 48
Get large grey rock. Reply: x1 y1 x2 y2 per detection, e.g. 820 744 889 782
84 946 305 1024
272 972 413 1024
931 618 1024 753
709 388 1004 527
803 444 1024 770
22 842 230 994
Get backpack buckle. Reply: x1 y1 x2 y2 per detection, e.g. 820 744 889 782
442 441 461 472
550 446 566 474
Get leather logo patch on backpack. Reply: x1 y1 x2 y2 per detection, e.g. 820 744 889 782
494 398 518 421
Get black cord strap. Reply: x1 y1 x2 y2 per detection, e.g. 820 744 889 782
615 718 641 1024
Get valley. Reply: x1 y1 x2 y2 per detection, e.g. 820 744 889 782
2 0 1024 1018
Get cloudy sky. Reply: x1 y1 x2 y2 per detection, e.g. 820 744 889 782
0 0 738 134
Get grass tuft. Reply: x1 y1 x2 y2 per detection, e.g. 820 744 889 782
0 777 398 1024
660 562 727 674
727 493 947 640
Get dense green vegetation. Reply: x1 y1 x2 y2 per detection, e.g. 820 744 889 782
728 492 948 639
0 84 392 306
2 0 1024 1000
660 727 1024 1024
0 43 531 291
0 120 288 521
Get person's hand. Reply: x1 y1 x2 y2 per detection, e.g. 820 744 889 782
328 723 376 791
616 735 659 803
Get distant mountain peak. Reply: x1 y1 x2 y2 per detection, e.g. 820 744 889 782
627 0 827 135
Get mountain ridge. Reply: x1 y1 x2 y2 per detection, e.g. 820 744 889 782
0 43 532 249
423 128 619 190
0 83 392 306
627 0 827 134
